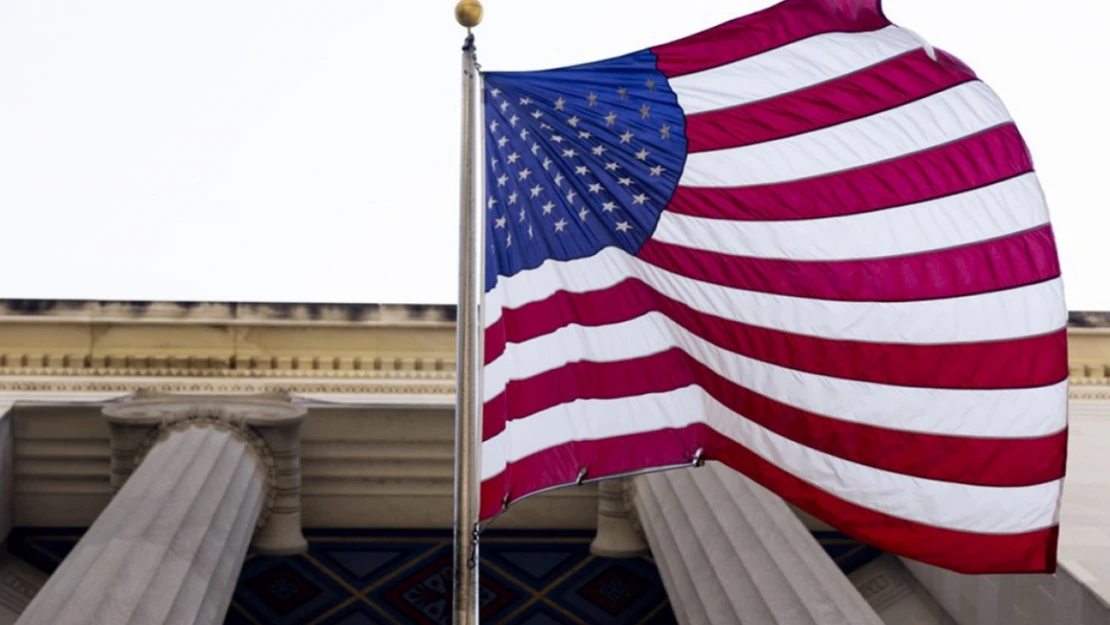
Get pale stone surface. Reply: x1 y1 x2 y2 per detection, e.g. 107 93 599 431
590 478 647 558
14 425 267 625
101 391 308 555
849 554 956 625
0 552 47 625
631 464 884 625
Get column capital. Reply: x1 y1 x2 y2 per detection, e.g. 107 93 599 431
590 478 649 558
103 391 308 555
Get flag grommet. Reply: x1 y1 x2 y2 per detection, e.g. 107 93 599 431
692 448 706 468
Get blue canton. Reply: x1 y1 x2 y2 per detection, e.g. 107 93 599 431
482 51 688 291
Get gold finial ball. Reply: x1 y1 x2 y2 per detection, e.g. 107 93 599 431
455 0 483 28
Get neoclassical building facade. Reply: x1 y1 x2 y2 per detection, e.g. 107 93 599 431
0 299 1104 625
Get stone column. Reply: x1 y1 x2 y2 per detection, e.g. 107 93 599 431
590 478 648 558
15 392 306 625
630 464 885 625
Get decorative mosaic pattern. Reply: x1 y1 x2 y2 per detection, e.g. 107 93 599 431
9 528 879 625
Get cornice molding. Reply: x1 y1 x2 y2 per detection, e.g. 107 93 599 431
0 299 456 327
0 363 455 380
0 376 455 396
0 303 1100 399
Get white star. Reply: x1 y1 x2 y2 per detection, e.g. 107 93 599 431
542 201 555 214
497 174 509 187
566 189 577 203
618 177 633 186
616 221 632 232
519 208 526 222
635 148 650 161
531 143 541 156
602 201 617 213
530 184 544 197
500 100 510 112
519 96 532 105
490 120 499 132
620 130 634 144
495 216 507 228
543 157 553 171
508 191 519 204
506 232 513 246
640 104 651 119
632 193 648 205
531 109 543 119
567 115 580 127
605 162 621 171
520 128 530 140
605 112 617 127
550 135 565 143
575 165 589 176
497 136 509 148
507 152 521 164
528 224 535 239
592 145 607 156
650 165 665 176
488 196 498 209
579 207 590 221
554 97 566 111
660 124 671 139
645 78 656 91
562 148 578 158
540 123 553 131
617 87 628 100
578 131 592 140
587 92 598 107
554 218 568 232
554 172 565 187
491 88 502 98
491 157 498 169
588 182 603 194
518 168 532 181
510 114 520 127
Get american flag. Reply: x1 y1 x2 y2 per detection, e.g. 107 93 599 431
479 0 1067 574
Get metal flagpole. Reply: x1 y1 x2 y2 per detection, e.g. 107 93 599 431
453 1 483 624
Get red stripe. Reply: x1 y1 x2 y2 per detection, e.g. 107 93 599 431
480 425 707 520
650 0 888 78
685 50 974 153
480 427 1059 573
637 225 1061 302
483 279 1067 389
668 123 1032 221
483 349 1066 486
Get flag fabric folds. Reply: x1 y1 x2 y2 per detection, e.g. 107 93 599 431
479 0 1067 574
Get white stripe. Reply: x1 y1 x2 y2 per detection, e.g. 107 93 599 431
653 173 1047 260
484 311 1067 437
678 81 1010 188
483 247 1067 343
669 26 921 115
480 385 1061 534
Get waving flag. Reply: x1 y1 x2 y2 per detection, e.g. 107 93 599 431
479 0 1067 574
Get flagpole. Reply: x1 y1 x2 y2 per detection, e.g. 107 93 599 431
453 2 483 624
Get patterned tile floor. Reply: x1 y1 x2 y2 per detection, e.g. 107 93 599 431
8 528 880 625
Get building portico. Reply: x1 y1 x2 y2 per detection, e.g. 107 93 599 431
0 300 1104 624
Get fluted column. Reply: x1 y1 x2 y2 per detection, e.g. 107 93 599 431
15 392 306 625
631 464 884 625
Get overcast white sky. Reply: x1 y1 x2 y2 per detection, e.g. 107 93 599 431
0 0 1105 308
